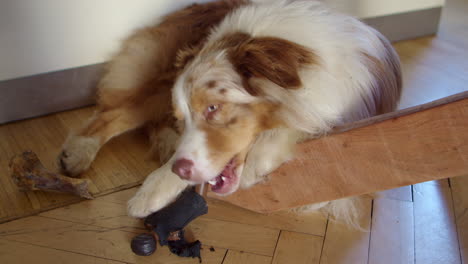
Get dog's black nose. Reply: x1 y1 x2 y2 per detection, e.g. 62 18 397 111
172 159 194 180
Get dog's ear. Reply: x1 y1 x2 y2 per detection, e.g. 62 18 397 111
228 37 317 95
175 44 203 70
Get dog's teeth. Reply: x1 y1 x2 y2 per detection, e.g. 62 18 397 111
208 180 216 185
221 177 226 181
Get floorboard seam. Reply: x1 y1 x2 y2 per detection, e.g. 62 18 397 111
220 249 229 264
448 184 464 264
270 230 282 264
367 199 375 264
318 218 329 264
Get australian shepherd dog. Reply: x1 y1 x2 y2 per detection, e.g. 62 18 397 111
58 0 401 221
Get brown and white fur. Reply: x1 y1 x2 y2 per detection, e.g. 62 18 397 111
58 0 401 221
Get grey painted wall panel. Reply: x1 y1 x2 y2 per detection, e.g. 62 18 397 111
0 64 103 124
364 7 442 42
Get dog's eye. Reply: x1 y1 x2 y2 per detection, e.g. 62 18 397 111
204 104 221 120
207 105 218 112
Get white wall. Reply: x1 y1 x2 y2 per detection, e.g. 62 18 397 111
324 0 445 18
0 0 445 81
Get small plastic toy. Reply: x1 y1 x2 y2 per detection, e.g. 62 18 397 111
130 188 208 262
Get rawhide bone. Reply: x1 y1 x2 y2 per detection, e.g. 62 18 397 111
9 150 93 199
131 188 208 261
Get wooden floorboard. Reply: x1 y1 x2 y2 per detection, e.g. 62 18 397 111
369 198 414 264
223 250 272 264
319 198 372 264
378 185 413 202
39 198 143 233
206 199 328 236
450 175 468 264
190 218 279 257
272 231 323 264
0 239 125 264
413 183 461 264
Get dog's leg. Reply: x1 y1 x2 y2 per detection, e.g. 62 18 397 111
58 25 176 176
127 159 189 218
241 128 310 188
126 119 183 218
148 119 180 165
58 106 150 176
127 123 183 218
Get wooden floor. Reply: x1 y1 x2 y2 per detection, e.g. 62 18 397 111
0 106 161 223
0 179 466 264
1 0 468 263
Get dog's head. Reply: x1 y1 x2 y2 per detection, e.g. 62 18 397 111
170 32 316 194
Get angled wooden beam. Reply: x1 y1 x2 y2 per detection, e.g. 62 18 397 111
208 91 468 213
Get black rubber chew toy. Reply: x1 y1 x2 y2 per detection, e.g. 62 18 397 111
131 188 208 261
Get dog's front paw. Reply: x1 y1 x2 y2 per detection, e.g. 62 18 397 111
127 185 185 218
127 166 189 218
58 136 100 177
127 191 156 218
